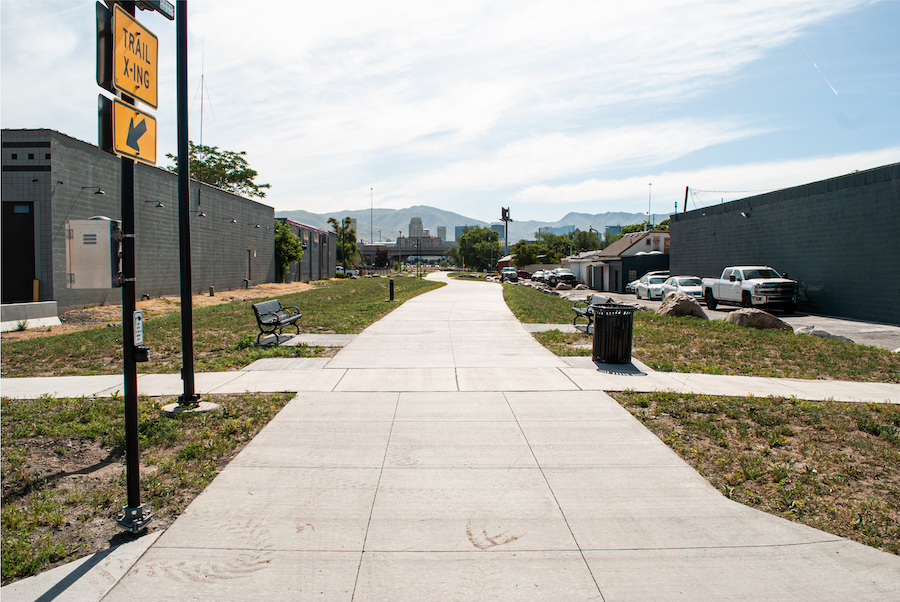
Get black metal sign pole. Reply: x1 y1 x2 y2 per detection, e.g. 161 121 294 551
117 1 150 532
176 0 198 407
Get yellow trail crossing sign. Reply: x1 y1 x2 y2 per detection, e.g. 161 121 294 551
113 98 157 166
113 4 158 109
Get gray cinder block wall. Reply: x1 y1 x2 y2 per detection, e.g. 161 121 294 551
277 218 337 282
670 163 900 325
2 129 276 311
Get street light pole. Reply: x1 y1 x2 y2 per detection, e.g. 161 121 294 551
647 183 652 230
370 187 373 245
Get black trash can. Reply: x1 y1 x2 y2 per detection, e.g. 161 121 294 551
591 303 637 364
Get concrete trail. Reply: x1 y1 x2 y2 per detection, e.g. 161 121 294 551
3 273 899 601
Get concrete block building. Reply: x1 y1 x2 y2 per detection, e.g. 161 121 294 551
2 129 276 312
670 162 899 324
276 218 336 282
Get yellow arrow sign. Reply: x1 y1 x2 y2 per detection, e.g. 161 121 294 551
113 98 157 166
113 5 158 109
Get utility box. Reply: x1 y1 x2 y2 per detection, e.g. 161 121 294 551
65 218 121 289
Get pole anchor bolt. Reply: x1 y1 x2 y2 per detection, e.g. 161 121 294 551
117 503 152 533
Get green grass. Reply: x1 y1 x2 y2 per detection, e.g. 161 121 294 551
1 277 442 378
1 392 295 584
614 391 900 555
504 285 900 382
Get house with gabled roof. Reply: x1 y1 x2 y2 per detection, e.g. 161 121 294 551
565 230 669 292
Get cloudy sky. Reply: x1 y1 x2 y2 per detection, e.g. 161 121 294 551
2 0 898 223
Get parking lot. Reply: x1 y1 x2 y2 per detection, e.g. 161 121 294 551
550 286 900 353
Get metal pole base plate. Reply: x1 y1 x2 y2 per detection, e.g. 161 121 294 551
117 503 152 533
161 400 221 417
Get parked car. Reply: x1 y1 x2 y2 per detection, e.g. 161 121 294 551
532 270 545 283
701 266 798 313
517 270 532 280
660 276 703 299
628 270 668 294
635 274 667 299
546 268 577 287
500 267 518 282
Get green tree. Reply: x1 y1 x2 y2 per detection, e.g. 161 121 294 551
534 231 574 258
511 239 539 268
512 236 562 267
166 141 272 198
328 216 359 269
457 226 500 271
446 245 460 267
573 229 601 252
603 231 623 246
274 220 304 282
374 247 390 268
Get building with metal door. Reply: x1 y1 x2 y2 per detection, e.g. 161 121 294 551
2 129 276 312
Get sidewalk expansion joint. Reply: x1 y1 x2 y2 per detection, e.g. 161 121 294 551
350 392 401 602
503 392 607 602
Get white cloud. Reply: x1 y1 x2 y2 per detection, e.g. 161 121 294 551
387 120 766 197
2 0 889 223
516 147 900 213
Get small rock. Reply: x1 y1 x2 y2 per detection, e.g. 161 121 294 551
726 308 793 331
795 325 854 344
588 294 613 305
555 283 572 291
656 291 708 319
575 284 589 290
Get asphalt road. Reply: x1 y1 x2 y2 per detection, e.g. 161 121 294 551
549 286 900 353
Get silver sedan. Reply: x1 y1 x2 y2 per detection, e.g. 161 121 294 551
660 276 703 299
635 274 667 300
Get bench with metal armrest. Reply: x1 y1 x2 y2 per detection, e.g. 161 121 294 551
252 299 302 345
571 294 613 330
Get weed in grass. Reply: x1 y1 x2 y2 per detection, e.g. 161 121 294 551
767 431 789 448
740 457 765 482
772 464 791 483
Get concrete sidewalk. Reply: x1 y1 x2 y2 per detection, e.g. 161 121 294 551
3 272 899 601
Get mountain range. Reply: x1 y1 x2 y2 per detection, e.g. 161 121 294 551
275 205 648 243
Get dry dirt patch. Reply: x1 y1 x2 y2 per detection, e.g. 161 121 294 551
2 281 315 342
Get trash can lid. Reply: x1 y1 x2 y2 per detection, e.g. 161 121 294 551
591 303 638 314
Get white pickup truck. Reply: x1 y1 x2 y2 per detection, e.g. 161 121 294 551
701 266 798 313
335 266 360 277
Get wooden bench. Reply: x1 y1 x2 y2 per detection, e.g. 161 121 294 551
571 294 612 329
252 299 302 345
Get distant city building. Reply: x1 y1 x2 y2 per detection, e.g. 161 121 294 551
409 217 424 238
491 223 505 239
396 235 444 249
605 225 622 236
423 229 430 237
539 225 575 235
436 226 446 241
455 225 475 240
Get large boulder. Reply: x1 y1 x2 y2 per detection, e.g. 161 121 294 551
656 291 709 319
726 308 793 331
555 283 572 291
